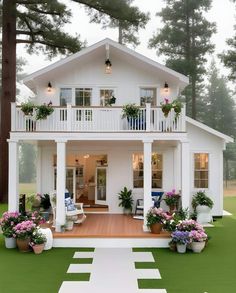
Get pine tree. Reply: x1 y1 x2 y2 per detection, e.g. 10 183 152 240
149 0 216 119
0 0 148 202
87 0 149 47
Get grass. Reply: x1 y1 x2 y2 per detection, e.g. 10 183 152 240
0 198 236 292
19 183 36 196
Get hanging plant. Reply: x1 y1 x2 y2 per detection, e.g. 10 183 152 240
172 99 183 119
161 98 172 118
35 102 54 120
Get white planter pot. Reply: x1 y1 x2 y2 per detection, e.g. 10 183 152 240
196 205 212 224
176 244 187 254
5 237 16 249
66 220 74 231
191 241 205 253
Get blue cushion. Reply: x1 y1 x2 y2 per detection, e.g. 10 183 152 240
65 197 76 211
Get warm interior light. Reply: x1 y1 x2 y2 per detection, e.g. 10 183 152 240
47 82 52 92
105 59 112 74
83 154 90 159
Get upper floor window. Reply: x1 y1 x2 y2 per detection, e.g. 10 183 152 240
60 88 72 106
100 89 115 106
140 88 156 106
75 88 92 106
194 153 209 188
133 153 163 189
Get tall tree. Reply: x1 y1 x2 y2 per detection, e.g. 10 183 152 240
149 0 216 119
0 0 148 202
203 61 236 137
87 0 149 47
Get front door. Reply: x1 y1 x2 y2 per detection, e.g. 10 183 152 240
95 167 107 205
53 167 76 198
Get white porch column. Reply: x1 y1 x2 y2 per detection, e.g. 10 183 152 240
143 139 153 231
55 139 67 232
36 145 42 194
181 140 190 209
8 139 19 211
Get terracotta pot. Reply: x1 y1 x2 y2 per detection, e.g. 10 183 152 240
32 244 45 254
150 222 163 234
16 238 31 252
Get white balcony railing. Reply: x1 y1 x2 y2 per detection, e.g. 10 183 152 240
11 103 186 133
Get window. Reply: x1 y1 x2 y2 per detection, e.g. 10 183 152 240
60 88 72 106
194 153 209 188
100 89 115 106
140 88 156 106
75 88 92 106
133 153 163 188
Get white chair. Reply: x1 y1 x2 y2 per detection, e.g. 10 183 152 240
49 191 86 227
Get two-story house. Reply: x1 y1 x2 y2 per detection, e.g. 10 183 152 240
8 38 233 236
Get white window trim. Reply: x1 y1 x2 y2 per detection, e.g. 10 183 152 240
191 151 211 191
137 84 160 106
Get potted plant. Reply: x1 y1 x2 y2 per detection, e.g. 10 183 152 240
30 229 47 254
122 103 140 119
0 211 23 249
192 191 214 224
171 230 190 253
21 101 35 116
118 187 134 214
161 98 172 118
163 189 181 213
35 102 54 120
40 193 52 221
146 207 172 234
13 220 36 252
189 229 208 253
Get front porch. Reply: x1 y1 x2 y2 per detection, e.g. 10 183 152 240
52 214 171 248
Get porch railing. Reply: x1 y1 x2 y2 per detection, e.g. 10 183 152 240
11 103 186 132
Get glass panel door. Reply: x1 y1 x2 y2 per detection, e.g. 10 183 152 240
95 167 107 205
53 167 76 199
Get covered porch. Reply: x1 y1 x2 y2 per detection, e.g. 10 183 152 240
8 133 190 234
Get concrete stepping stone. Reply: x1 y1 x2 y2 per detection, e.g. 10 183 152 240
132 252 155 262
137 289 167 293
73 251 94 258
59 281 89 293
67 264 92 273
135 268 161 279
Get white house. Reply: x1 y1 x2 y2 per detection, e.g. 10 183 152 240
8 38 233 233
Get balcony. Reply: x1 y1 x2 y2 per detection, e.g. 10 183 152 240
11 103 186 133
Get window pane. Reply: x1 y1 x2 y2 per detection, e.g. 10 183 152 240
140 88 156 106
133 153 162 189
100 89 114 106
194 153 209 188
60 88 72 106
75 88 92 106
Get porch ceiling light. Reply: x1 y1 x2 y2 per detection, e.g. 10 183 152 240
105 44 112 74
47 82 52 92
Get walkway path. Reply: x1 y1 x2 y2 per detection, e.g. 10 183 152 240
59 248 167 293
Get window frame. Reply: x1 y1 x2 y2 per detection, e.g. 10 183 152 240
132 152 163 190
139 87 157 106
193 152 210 190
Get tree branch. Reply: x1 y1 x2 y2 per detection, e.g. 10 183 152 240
16 38 70 50
28 7 61 16
16 0 48 4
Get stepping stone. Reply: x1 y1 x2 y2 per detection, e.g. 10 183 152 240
135 269 161 279
73 251 94 258
67 264 92 273
132 252 155 262
202 223 214 228
223 210 232 216
138 289 167 293
59 281 90 293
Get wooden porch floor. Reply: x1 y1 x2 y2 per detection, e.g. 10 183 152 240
52 214 170 238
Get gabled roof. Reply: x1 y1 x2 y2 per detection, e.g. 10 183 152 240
186 117 234 143
23 38 189 87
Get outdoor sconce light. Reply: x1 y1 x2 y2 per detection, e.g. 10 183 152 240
47 82 52 92
105 58 112 74
164 82 169 92
105 43 112 74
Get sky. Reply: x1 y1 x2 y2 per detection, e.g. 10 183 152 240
17 0 236 96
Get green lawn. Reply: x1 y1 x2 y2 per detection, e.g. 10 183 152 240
19 183 36 196
0 198 236 293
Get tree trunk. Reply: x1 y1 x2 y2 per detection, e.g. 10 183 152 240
118 22 123 44
0 0 17 203
191 75 196 119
